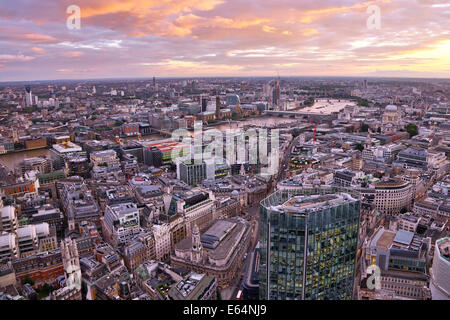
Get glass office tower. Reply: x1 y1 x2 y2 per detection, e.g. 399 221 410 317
259 188 360 300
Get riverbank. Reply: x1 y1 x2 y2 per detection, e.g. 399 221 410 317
0 148 51 171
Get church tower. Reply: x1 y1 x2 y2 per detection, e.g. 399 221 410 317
61 238 81 290
191 224 203 264
365 130 372 150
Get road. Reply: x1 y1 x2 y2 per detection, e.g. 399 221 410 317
278 134 301 182
222 136 297 300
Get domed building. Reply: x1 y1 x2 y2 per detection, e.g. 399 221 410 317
382 105 401 134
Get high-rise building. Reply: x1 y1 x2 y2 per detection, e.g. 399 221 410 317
215 96 221 119
272 77 280 107
25 86 32 106
177 161 207 186
201 96 208 112
430 237 450 300
226 94 240 106
272 87 278 106
259 188 360 300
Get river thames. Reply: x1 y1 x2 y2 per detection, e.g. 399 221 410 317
0 116 300 171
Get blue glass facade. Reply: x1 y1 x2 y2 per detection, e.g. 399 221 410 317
259 188 360 300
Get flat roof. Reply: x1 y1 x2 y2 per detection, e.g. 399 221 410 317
201 220 236 248
394 230 415 246
301 99 356 115
276 193 356 213
375 229 396 250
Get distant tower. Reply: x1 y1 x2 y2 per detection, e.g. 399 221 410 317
153 76 156 87
61 238 81 291
365 130 372 149
240 163 245 176
25 86 32 106
352 151 363 170
272 87 278 107
215 96 221 119
12 129 19 143
92 86 96 94
272 76 280 107
191 224 203 264
276 76 281 101
201 96 208 112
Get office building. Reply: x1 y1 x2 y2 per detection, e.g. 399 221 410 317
259 189 360 300
430 237 450 300
374 178 412 215
90 149 120 167
25 86 32 107
226 94 240 106
50 141 84 170
103 202 140 246
177 161 207 186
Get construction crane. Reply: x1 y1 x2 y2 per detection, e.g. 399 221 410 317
308 115 318 143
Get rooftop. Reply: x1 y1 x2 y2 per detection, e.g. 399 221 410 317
393 230 415 246
275 193 357 214
52 142 82 153
201 220 236 249
168 273 215 300
301 99 356 115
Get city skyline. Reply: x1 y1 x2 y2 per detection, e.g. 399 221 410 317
0 0 449 81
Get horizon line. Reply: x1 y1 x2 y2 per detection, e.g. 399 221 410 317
1 74 450 85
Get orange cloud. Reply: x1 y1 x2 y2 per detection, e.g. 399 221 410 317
65 51 84 58
30 47 45 54
0 54 35 63
22 33 56 43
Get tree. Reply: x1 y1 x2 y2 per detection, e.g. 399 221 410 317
405 123 418 137
360 123 369 132
357 98 369 107
24 274 34 286
304 97 315 106
355 144 364 152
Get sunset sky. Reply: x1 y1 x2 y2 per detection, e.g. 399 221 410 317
0 0 449 81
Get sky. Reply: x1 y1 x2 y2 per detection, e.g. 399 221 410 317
0 0 449 81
